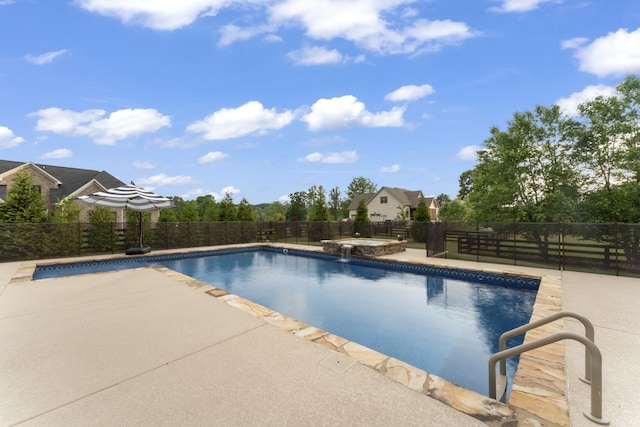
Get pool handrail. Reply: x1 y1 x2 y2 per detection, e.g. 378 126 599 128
498 311 595 383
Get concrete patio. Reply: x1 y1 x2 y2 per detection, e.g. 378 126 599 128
1 246 638 426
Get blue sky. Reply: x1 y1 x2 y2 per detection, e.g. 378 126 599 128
1 1 639 204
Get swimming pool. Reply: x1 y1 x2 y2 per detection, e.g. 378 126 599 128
155 249 537 396
33 246 538 397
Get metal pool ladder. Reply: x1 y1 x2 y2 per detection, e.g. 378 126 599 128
488 311 609 425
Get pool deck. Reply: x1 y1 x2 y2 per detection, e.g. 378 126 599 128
1 244 638 426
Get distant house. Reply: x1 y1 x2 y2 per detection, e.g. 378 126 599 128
0 159 126 221
347 187 439 222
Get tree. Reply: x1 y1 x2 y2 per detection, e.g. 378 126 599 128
436 193 451 206
168 196 186 220
285 191 307 221
196 195 217 221
410 197 430 242
353 198 371 237
49 198 82 223
346 176 377 199
218 192 238 221
0 169 46 223
263 201 286 221
438 199 468 222
328 186 342 220
180 200 199 222
308 185 330 221
457 170 473 201
158 208 178 222
237 198 255 221
573 93 629 191
465 105 580 223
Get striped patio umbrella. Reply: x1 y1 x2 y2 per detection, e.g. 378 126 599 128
76 183 174 254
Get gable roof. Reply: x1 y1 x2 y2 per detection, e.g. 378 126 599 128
0 159 125 200
348 187 427 210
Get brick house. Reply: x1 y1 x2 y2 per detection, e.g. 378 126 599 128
347 186 439 222
0 159 126 222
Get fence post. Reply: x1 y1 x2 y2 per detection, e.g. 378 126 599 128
559 223 564 271
614 222 619 276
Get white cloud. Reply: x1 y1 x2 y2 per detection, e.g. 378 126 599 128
0 126 24 149
25 49 67 65
567 28 640 77
302 95 404 130
560 37 588 50
198 151 229 164
385 84 435 102
269 2 476 55
556 84 617 117
187 101 294 140
221 185 240 194
138 173 195 186
488 0 553 13
75 0 229 31
380 164 400 173
0 1 15 6
456 145 480 161
75 1 477 57
132 160 156 169
209 185 241 200
287 46 343 66
297 150 359 164
40 148 72 159
219 23 272 47
30 107 171 145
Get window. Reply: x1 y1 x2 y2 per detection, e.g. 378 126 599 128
380 196 387 204
32 185 41 194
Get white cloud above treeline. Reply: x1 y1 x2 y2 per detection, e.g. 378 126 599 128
198 151 229 164
563 28 640 77
301 95 404 130
456 145 479 161
25 49 67 65
187 101 293 140
380 164 400 173
556 85 617 117
0 126 24 149
488 0 554 13
297 150 359 164
40 148 72 159
30 107 171 145
75 1 478 57
385 84 435 102
138 173 194 186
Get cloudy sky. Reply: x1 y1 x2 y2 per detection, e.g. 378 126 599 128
1 1 639 203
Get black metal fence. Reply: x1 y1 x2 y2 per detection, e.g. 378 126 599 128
1 220 638 277
443 222 640 277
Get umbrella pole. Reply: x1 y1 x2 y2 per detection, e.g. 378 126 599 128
138 211 144 247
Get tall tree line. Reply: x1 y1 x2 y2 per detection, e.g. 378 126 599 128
460 75 640 225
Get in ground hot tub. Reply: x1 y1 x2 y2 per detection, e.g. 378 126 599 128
322 238 406 257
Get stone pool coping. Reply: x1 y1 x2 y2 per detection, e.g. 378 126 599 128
12 243 569 426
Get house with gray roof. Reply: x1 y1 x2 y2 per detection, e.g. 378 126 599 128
0 159 126 221
347 186 439 222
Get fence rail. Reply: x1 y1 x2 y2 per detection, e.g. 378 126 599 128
1 220 638 277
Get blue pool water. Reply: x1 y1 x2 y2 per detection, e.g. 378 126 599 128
33 247 538 396
156 250 537 396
